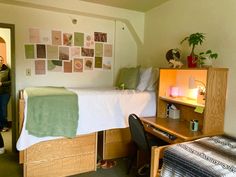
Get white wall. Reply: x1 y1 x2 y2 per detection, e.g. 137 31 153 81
142 0 236 136
0 1 144 93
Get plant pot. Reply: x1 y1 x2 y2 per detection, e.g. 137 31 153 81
187 55 197 68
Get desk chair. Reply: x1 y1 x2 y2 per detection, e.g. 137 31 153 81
127 114 167 176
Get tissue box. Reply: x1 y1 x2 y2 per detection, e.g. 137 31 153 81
169 109 180 119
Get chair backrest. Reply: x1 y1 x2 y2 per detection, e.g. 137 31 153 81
128 114 150 152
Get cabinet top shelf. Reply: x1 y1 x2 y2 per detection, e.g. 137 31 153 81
159 96 205 108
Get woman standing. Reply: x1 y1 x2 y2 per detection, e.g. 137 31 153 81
0 56 11 132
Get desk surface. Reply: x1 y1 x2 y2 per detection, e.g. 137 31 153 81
141 117 222 143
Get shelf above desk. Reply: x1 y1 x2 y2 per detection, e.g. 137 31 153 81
159 96 205 108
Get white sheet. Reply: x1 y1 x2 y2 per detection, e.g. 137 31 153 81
16 87 156 150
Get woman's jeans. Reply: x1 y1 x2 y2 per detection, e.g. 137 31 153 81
0 133 3 148
0 93 10 129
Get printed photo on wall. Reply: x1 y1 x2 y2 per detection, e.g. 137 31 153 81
64 60 72 73
47 45 59 60
95 43 103 57
81 47 94 57
40 29 51 44
103 58 112 70
48 60 62 72
104 44 112 57
84 58 93 70
94 32 107 42
36 44 46 59
63 33 73 46
95 57 103 69
29 28 40 43
59 46 69 60
52 30 62 45
74 32 84 46
70 47 80 59
74 58 83 72
85 34 94 48
35 60 46 75
25 44 35 59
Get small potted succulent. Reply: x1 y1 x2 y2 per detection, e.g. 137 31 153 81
197 49 218 67
180 32 205 68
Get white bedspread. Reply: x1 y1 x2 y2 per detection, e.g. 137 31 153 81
16 87 156 150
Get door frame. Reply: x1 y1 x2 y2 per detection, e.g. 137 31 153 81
0 23 16 152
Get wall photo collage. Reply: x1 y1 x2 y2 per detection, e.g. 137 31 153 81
25 28 113 75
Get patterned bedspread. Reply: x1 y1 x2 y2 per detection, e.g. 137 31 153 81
161 135 236 177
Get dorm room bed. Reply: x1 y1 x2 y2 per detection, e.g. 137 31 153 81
160 135 236 177
17 87 156 177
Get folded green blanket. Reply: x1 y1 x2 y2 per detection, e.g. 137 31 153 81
25 87 78 138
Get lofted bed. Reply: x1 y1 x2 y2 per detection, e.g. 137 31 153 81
17 86 156 177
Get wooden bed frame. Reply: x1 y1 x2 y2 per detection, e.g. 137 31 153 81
150 145 169 177
98 128 132 160
18 96 133 177
19 99 97 177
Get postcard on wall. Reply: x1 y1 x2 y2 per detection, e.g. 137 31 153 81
36 44 46 59
48 60 62 72
95 57 102 69
94 32 107 42
64 60 72 73
95 43 103 57
104 44 112 57
35 60 46 75
70 47 80 59
59 46 69 60
74 32 84 46
74 58 83 72
103 58 112 70
84 58 93 70
63 33 73 46
40 29 51 44
47 45 58 60
29 28 40 43
52 30 62 45
25 44 35 59
85 34 94 48
81 47 94 57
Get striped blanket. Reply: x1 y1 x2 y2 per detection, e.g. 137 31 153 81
161 135 236 177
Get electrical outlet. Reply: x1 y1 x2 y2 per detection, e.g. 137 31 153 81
26 68 31 76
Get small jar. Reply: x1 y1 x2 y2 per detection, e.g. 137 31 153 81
190 120 198 131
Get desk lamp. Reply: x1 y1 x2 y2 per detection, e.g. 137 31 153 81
189 76 206 104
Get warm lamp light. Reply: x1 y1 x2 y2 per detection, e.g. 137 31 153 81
170 86 179 97
188 76 206 103
189 76 206 90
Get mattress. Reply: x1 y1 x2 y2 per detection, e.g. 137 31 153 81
161 135 236 177
17 87 156 150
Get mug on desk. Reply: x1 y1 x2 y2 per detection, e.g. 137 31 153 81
190 120 198 131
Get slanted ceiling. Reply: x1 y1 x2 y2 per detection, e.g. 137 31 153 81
79 0 169 12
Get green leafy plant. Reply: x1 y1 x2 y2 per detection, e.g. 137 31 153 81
197 50 218 66
180 32 205 56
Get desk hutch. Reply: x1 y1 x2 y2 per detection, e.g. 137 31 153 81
141 67 228 177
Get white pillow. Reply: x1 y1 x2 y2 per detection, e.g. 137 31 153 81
136 67 153 91
146 68 159 91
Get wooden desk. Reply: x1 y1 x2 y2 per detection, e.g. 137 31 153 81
141 117 223 177
141 117 220 144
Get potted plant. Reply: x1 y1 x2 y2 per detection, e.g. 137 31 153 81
197 49 218 67
180 32 205 68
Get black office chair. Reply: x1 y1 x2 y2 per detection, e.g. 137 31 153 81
127 114 167 176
